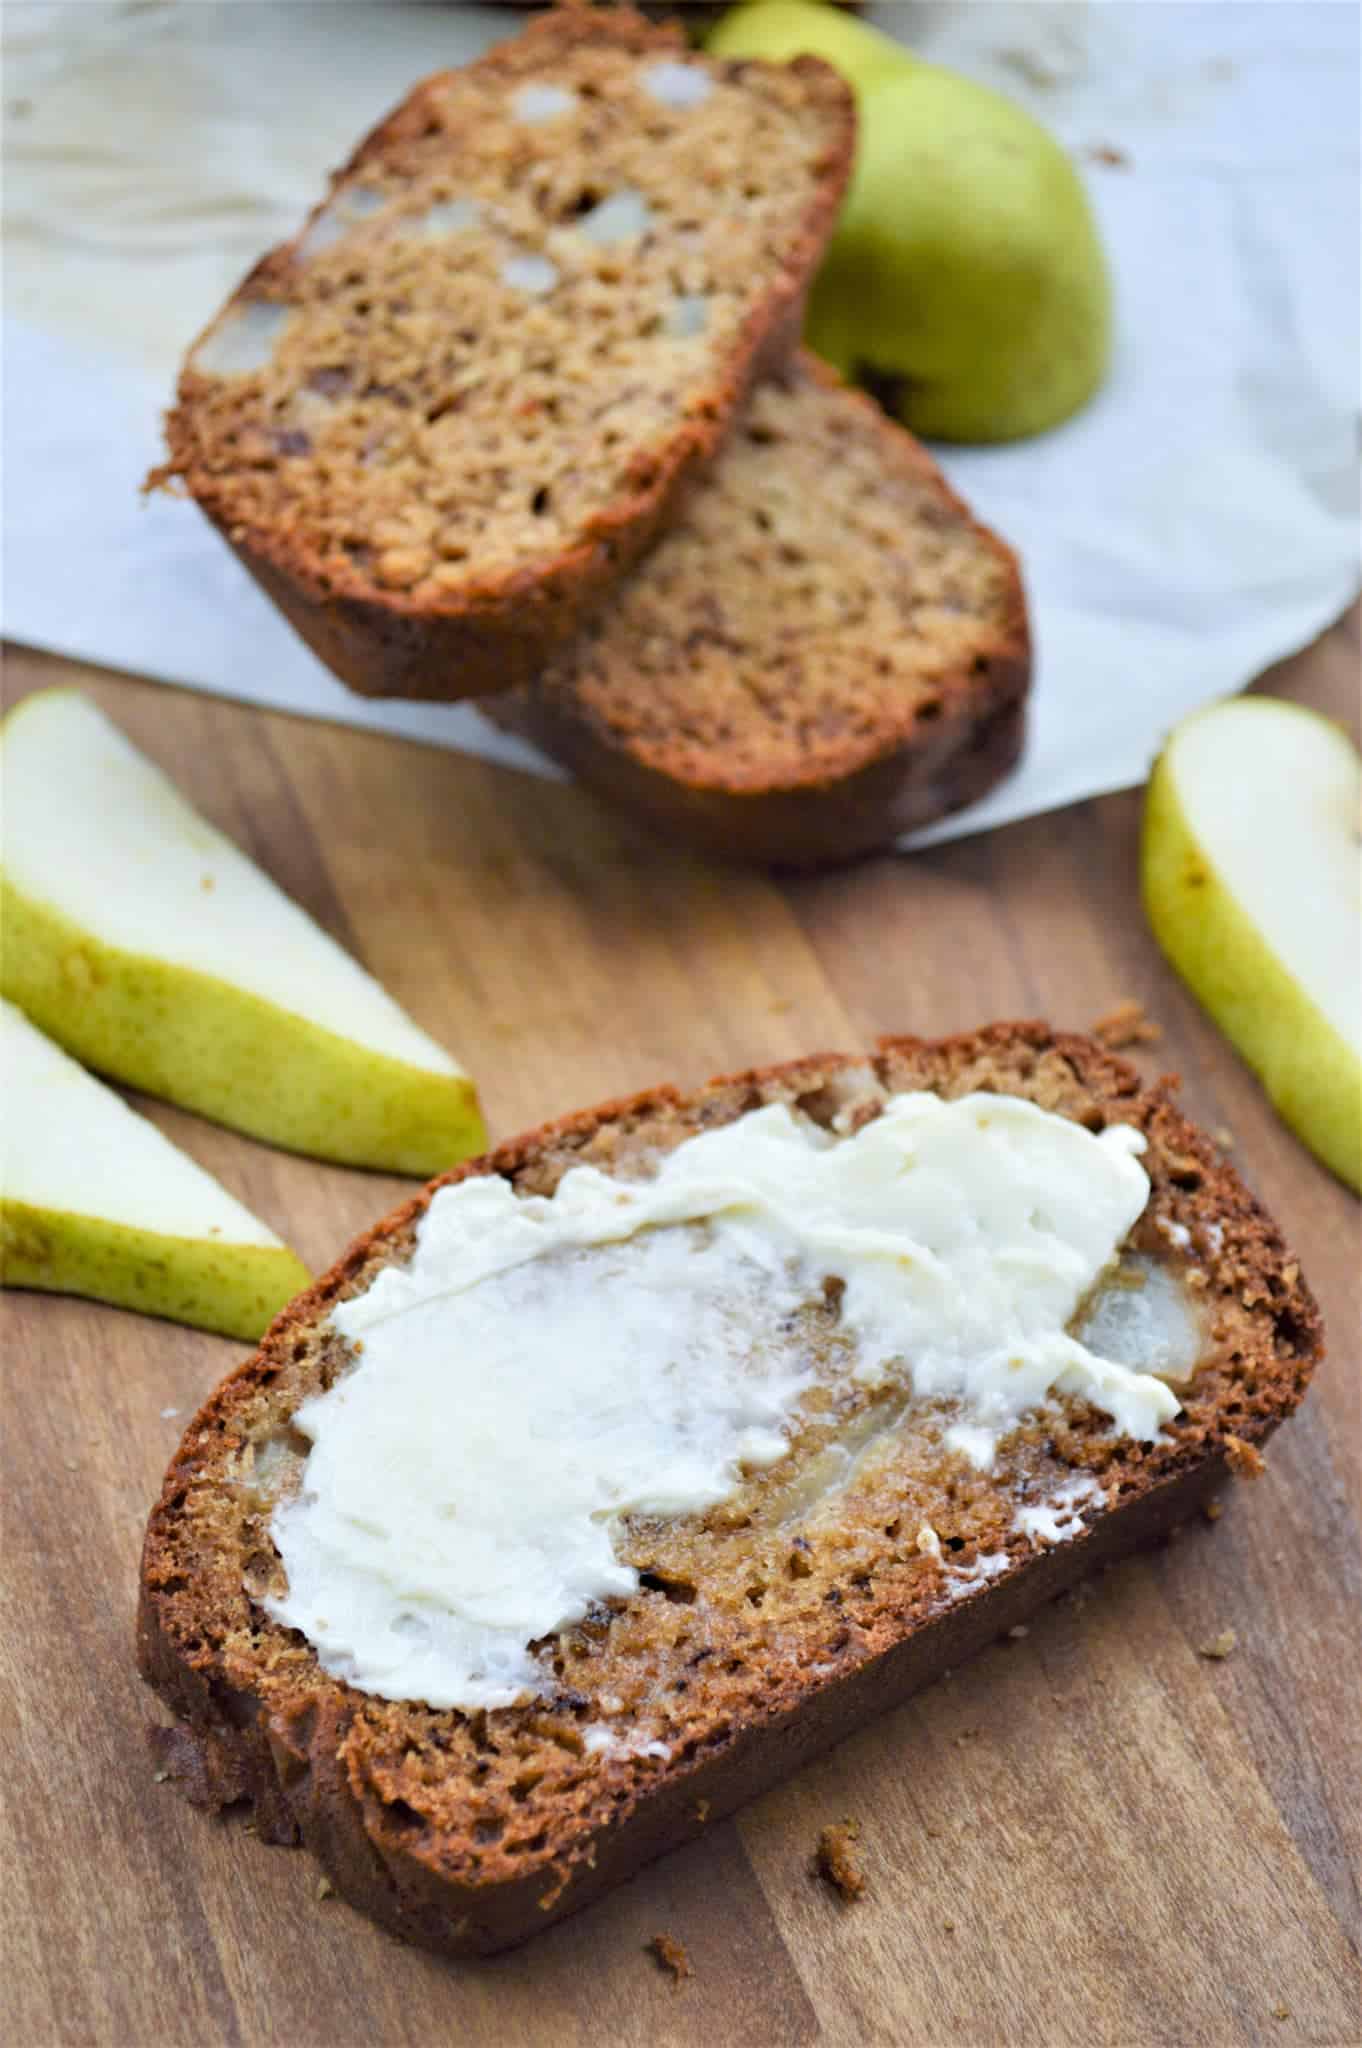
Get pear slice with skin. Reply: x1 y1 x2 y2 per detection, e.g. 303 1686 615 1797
1 691 486 1174
1 1000 309 1338
1142 696 1361 1192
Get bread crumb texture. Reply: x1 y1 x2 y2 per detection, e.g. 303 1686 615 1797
160 11 851 611
1198 1629 1238 1660
532 359 1022 787
1091 1000 1162 1050
1225 1435 1266 1479
815 1819 867 1901
646 1931 693 1984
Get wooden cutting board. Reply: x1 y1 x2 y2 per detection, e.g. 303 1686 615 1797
4 618 1359 2048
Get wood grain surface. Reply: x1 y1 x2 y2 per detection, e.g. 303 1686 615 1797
3 611 1359 2048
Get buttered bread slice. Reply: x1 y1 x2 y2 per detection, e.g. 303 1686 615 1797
140 1024 1320 1955
152 8 853 700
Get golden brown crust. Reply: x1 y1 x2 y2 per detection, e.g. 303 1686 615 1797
139 1024 1321 1956
492 664 1028 867
153 11 855 702
488 356 1031 865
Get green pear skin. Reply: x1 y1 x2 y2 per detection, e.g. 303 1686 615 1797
2 996 310 1338
2 1200 308 1341
708 0 908 92
1 689 487 1176
711 4 1112 442
1142 712 1361 1194
2 882 485 1176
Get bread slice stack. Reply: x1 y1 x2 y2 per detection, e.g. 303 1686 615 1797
490 353 1028 865
157 7 1030 863
140 1023 1320 1955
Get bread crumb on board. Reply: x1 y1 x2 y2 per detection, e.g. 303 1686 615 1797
1203 1498 1224 1522
1199 1629 1238 1660
815 1819 867 1901
316 1876 335 1902
646 1932 693 1985
1091 999 1162 1049
1225 1435 1266 1479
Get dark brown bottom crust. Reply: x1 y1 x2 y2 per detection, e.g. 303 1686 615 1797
486 663 1029 869
141 1447 1235 1956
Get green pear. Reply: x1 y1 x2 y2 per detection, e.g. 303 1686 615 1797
1 1000 309 1337
709 2 1112 441
1142 697 1361 1193
707 1 908 93
1 691 486 1175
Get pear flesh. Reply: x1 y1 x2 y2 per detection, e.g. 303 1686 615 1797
1 1000 309 1338
1142 697 1361 1192
1 691 486 1174
709 1 1112 442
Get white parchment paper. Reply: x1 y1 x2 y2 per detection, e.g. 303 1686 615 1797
3 2 1358 844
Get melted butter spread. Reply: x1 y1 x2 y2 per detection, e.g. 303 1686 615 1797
267 1093 1183 1709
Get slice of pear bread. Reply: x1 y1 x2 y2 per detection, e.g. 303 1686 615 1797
151 8 853 701
488 353 1030 865
139 1024 1320 1956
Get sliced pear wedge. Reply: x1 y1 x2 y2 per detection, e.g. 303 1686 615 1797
1142 696 1361 1191
1 691 486 1173
1 1001 309 1338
